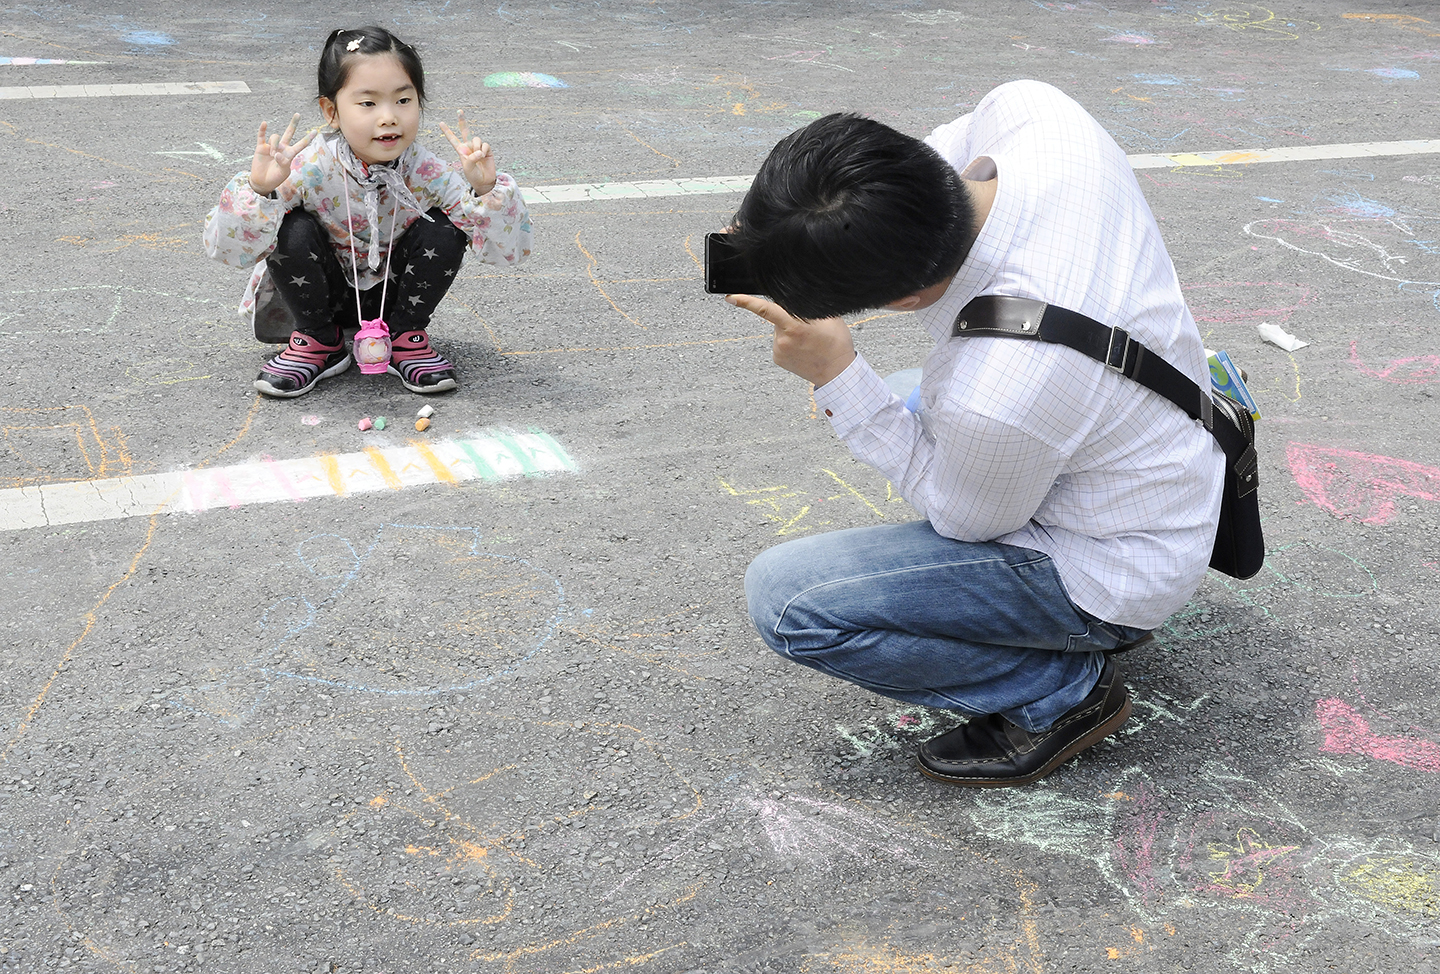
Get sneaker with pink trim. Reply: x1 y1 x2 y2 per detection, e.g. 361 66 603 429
388 330 458 394
254 331 352 398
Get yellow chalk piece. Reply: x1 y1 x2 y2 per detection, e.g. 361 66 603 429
318 454 345 497
1215 151 1264 164
412 440 456 483
415 417 431 432
363 447 403 490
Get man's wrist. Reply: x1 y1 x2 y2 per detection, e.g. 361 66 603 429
808 350 858 390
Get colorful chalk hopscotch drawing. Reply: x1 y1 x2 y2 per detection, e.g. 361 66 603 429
176 524 566 724
0 56 105 65
964 763 1438 972
483 71 568 88
0 429 578 531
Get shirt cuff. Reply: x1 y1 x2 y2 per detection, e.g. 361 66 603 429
811 351 896 437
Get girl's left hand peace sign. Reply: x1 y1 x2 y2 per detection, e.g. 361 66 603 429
439 110 498 196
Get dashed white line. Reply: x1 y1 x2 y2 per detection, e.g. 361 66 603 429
0 80 250 100
521 139 1440 204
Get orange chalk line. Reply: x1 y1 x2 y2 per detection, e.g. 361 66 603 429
2 397 260 763
576 230 647 330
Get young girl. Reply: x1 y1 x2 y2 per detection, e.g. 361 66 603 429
204 26 532 397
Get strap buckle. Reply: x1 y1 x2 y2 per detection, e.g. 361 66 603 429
1104 325 1132 374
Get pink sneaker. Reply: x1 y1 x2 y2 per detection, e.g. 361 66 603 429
387 330 458 393
254 331 351 398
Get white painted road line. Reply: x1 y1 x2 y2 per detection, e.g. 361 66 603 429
523 175 755 204
521 139 1440 204
0 429 576 532
0 80 250 100
1126 139 1440 169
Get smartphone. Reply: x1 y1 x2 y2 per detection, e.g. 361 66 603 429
704 232 765 295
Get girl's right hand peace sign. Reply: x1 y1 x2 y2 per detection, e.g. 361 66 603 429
249 114 314 197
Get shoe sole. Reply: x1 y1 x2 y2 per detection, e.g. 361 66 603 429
386 365 457 395
254 355 352 398
916 694 1133 789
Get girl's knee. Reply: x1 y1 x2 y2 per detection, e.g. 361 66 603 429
411 208 468 254
275 208 326 253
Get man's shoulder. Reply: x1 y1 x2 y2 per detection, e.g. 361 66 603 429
931 81 1098 163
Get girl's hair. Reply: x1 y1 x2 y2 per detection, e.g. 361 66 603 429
318 26 426 106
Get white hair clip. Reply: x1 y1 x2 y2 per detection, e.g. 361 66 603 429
346 37 362 52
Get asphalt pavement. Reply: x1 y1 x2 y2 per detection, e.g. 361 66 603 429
2 2 1439 972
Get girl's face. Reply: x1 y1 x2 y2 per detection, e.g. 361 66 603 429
319 54 421 166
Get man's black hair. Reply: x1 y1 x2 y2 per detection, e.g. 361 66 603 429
318 26 427 107
730 113 974 319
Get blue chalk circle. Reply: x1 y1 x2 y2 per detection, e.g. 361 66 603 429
1367 68 1419 80
123 30 175 46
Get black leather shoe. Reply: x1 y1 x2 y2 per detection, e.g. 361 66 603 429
916 656 1132 788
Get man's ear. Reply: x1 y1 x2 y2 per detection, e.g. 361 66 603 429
886 293 925 311
318 97 338 128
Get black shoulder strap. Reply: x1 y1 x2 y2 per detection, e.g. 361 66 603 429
953 295 1257 497
954 295 1212 429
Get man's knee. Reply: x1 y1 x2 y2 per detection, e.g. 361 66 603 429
746 542 821 661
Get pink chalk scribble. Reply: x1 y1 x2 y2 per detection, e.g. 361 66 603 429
1348 340 1440 384
1316 698 1440 772
1287 442 1440 524
1182 281 1310 326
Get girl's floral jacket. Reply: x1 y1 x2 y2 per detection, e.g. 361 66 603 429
202 131 532 328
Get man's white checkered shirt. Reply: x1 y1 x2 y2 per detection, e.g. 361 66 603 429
813 80 1224 630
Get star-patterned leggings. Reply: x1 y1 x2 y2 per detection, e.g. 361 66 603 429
267 206 468 344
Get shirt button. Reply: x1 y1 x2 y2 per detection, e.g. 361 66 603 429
824 409 833 417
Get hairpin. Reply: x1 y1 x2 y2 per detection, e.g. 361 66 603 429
346 37 362 52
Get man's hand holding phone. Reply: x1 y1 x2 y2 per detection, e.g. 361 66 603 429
725 293 856 389
706 231 855 387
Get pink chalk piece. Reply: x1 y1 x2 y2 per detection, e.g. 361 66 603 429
301 415 321 426
1316 698 1440 773
358 417 373 431
1287 442 1440 525
1348 340 1440 385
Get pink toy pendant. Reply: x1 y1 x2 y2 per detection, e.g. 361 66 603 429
353 317 392 375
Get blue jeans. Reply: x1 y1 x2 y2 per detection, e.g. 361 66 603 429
744 520 1150 733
